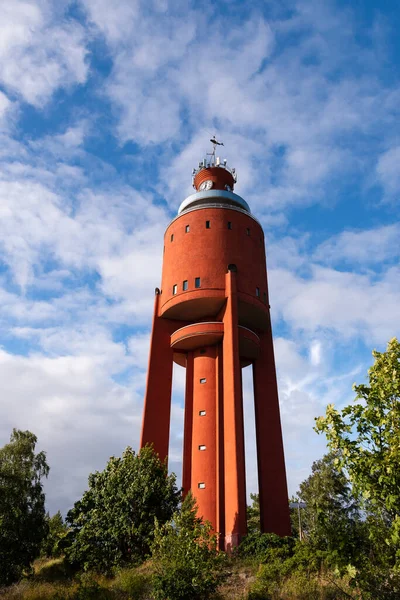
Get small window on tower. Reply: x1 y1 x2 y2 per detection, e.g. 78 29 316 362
172 284 177 295
185 225 190 233
206 220 210 229
171 234 174 242
256 287 260 297
200 378 206 384
246 228 250 236
199 410 206 416
198 482 206 489
228 221 232 230
195 277 201 288
199 445 206 451
183 280 188 291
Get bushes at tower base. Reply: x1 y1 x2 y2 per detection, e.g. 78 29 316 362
62 444 180 573
151 492 226 600
0 429 49 586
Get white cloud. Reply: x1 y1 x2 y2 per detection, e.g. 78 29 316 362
376 146 400 199
0 0 88 106
270 265 400 343
314 224 400 266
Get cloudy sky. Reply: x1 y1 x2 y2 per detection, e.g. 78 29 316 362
0 0 399 516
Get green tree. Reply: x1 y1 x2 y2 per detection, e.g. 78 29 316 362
151 492 225 600
246 492 260 534
41 510 69 558
63 445 180 572
315 338 400 597
0 429 49 586
296 453 363 569
315 338 400 523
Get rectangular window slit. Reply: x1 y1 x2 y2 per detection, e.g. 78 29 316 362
172 284 177 295
183 280 188 291
206 220 210 229
200 378 206 384
199 410 206 416
256 287 260 297
195 277 201 288
198 482 206 489
246 228 250 236
228 221 232 229
185 225 190 233
171 234 174 242
199 445 206 451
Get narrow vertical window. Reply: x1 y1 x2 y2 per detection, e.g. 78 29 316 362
228 221 232 230
195 277 201 288
185 225 190 233
206 220 210 229
246 228 250 236
172 284 177 295
183 280 188 291
171 234 174 242
256 287 260 297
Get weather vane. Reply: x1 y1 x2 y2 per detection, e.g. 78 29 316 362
207 135 224 162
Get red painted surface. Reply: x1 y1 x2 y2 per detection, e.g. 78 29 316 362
140 164 291 549
194 166 235 191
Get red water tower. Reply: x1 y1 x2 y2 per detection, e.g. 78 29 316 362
140 143 291 550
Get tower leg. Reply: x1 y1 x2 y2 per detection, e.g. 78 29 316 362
182 351 194 496
140 291 174 463
191 347 218 527
253 319 291 536
223 268 247 551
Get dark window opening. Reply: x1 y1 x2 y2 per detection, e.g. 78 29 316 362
200 349 206 355
172 284 177 295
228 221 232 230
171 234 174 242
206 220 210 229
246 228 250 236
195 277 201 288
183 280 188 291
185 225 190 233
256 287 260 297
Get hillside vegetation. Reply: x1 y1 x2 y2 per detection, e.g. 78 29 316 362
1 338 399 599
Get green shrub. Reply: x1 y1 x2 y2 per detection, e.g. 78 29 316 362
113 567 152 598
151 492 225 600
238 532 295 564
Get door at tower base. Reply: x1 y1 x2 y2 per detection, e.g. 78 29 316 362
140 151 291 549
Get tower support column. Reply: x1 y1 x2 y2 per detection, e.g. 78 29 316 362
182 351 194 496
253 317 291 536
140 290 175 463
223 268 247 551
191 347 218 527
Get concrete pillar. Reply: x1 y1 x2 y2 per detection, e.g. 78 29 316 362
191 347 218 527
253 318 291 536
140 291 174 463
223 268 247 550
182 351 194 496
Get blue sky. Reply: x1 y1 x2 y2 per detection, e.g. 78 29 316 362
0 0 399 515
